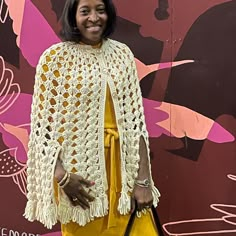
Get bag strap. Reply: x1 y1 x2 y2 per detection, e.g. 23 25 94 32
151 206 164 236
124 205 164 236
124 208 137 236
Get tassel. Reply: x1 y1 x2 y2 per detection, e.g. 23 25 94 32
152 186 161 207
24 200 36 221
41 203 57 229
58 203 73 224
95 197 103 216
58 195 109 227
77 210 90 226
103 195 109 215
118 192 131 215
35 201 43 221
47 203 58 226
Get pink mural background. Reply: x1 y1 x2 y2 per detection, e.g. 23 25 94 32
0 0 236 235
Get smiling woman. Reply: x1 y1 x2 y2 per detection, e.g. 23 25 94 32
24 0 161 235
60 0 116 44
75 0 108 45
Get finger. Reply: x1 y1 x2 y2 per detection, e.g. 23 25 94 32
79 189 95 202
69 196 79 207
145 195 153 208
69 194 89 209
77 194 90 209
77 200 89 210
78 176 95 187
74 199 87 209
136 200 145 211
131 197 136 213
148 199 153 208
141 199 153 211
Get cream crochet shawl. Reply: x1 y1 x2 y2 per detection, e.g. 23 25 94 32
24 38 160 229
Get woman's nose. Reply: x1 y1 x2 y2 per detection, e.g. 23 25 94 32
89 11 99 22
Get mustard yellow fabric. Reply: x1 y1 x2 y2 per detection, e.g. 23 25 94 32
61 87 158 235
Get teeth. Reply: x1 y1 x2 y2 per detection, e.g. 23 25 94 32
87 26 101 32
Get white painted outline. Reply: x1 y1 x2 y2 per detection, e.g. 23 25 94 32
0 56 20 114
163 174 236 235
0 148 27 196
0 0 8 23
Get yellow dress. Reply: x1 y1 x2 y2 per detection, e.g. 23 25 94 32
61 87 158 236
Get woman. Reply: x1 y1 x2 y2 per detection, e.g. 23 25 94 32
24 0 161 235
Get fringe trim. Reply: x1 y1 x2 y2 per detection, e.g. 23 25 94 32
58 194 109 226
24 188 158 229
23 200 36 222
152 185 161 207
118 191 131 215
24 200 58 229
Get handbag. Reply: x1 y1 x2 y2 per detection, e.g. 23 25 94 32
124 204 164 236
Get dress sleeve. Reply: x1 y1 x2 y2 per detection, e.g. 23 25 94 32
24 47 63 229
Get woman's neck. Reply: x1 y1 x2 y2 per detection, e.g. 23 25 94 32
79 40 103 49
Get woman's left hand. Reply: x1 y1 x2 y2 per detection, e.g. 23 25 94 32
131 184 153 213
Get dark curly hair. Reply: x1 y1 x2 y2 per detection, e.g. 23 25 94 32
60 0 117 43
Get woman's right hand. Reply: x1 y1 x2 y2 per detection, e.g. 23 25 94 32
54 158 95 209
63 173 95 209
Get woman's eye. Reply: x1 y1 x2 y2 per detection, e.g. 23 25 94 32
80 9 89 15
97 8 105 14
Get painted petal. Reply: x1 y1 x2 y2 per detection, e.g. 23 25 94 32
158 102 214 140
0 56 20 115
208 122 235 143
6 0 60 67
4 0 25 46
143 98 171 137
0 148 25 177
144 99 235 143
12 170 27 195
0 123 29 163
3 123 29 155
135 58 194 80
0 93 32 125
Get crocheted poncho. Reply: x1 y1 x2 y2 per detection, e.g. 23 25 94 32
24 39 160 229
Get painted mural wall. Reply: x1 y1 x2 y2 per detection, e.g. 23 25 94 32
0 0 236 235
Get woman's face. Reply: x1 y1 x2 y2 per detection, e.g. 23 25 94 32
76 0 108 45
